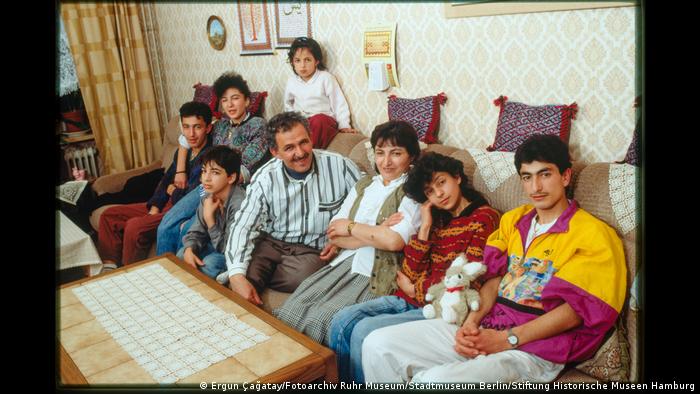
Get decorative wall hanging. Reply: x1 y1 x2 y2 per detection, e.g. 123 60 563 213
237 1 273 55
362 24 399 88
207 16 226 50
273 1 312 48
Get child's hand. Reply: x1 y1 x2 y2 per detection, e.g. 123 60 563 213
183 247 204 268
174 172 187 189
166 184 177 196
419 201 433 230
202 195 222 227
339 128 358 134
396 271 416 298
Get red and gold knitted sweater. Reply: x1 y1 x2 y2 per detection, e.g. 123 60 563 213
394 204 500 307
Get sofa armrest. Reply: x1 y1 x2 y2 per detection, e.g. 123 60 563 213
92 160 162 196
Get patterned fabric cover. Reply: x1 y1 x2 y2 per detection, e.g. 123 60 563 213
192 83 267 120
387 93 447 143
575 321 631 381
487 96 578 152
466 148 516 192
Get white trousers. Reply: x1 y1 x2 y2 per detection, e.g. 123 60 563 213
362 318 564 383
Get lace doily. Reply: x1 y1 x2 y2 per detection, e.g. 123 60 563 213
608 163 637 234
467 148 517 192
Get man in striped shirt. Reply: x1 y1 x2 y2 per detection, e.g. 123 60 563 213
221 111 362 305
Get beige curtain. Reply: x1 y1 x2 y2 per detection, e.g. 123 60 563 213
139 2 171 133
61 2 163 175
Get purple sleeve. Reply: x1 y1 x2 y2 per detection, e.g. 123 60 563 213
541 277 619 333
482 244 508 281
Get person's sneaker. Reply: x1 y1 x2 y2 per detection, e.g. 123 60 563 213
216 271 230 285
99 262 118 275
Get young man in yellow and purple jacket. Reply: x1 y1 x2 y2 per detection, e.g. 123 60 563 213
362 134 626 383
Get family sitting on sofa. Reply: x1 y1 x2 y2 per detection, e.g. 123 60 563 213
90 36 627 384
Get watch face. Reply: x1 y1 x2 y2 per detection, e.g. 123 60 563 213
508 335 518 345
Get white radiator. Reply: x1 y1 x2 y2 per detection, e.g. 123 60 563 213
64 145 101 179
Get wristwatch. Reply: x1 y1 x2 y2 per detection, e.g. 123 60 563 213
347 221 356 236
506 327 519 348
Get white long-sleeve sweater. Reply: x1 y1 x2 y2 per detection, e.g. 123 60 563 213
283 69 352 129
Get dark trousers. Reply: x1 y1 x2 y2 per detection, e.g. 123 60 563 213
246 233 326 294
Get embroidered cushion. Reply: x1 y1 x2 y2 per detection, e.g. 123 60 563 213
620 96 641 166
621 124 639 166
487 96 578 152
192 83 267 119
387 93 447 143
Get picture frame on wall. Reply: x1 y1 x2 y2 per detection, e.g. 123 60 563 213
207 15 226 50
273 1 312 48
237 1 273 55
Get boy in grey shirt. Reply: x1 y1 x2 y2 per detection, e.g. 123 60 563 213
178 146 246 280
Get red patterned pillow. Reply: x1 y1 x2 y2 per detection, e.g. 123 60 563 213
192 83 268 119
387 93 447 143
487 96 578 152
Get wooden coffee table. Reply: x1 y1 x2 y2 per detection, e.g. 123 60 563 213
58 254 337 385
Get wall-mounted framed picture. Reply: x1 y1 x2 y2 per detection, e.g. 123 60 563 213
237 1 273 55
273 1 312 48
207 15 226 50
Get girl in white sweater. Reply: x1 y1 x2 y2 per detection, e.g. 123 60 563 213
284 37 357 149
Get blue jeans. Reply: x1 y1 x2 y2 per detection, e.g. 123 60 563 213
156 187 201 255
327 295 425 383
176 243 227 280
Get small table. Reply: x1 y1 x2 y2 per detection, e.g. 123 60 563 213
58 254 338 385
58 210 102 276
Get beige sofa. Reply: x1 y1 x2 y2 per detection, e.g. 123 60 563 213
90 124 639 382
305 133 638 383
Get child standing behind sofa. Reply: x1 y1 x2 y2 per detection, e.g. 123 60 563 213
284 37 356 149
177 146 246 280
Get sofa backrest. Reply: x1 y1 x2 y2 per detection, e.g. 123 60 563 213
572 162 639 380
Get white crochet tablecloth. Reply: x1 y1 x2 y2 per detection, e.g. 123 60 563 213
58 210 102 276
71 264 270 383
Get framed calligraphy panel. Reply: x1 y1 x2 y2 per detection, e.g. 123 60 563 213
273 1 312 48
237 1 273 55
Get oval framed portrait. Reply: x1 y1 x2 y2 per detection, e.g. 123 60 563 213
207 15 226 50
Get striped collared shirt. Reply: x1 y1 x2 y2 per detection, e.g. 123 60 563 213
224 149 362 277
